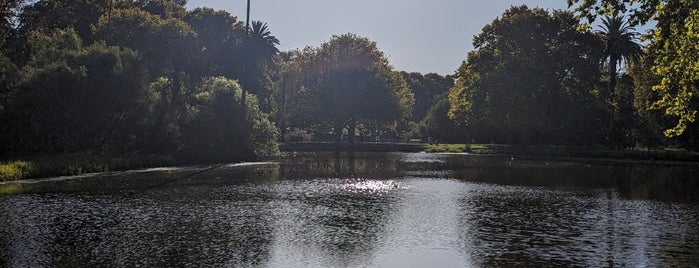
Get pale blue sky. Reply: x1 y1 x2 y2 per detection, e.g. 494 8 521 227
186 0 570 75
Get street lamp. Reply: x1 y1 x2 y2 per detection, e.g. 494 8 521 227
242 0 251 114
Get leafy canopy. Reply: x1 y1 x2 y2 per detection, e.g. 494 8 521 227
449 6 605 144
568 0 699 137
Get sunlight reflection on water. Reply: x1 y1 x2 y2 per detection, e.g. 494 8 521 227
1 152 698 267
334 178 411 194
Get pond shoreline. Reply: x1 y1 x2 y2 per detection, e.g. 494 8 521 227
282 142 699 166
2 143 698 183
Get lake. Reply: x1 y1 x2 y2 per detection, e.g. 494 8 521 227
1 152 698 267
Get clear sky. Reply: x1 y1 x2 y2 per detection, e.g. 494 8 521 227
186 0 570 75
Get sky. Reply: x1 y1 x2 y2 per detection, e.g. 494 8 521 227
186 0 571 75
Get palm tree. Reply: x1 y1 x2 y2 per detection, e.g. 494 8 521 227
244 20 279 112
248 20 280 67
598 15 642 100
598 15 643 148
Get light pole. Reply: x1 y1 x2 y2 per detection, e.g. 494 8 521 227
241 0 251 115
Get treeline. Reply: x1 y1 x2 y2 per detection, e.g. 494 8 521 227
1 0 698 162
0 0 280 162
448 3 699 150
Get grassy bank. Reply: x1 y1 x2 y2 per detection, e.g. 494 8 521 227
0 153 176 182
425 144 699 163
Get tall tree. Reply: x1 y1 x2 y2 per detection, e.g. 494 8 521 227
401 72 453 122
16 0 109 43
568 0 699 139
291 34 414 143
598 15 642 147
449 6 605 144
245 20 280 111
93 7 196 151
182 76 278 162
184 7 243 80
598 14 642 101
0 29 154 153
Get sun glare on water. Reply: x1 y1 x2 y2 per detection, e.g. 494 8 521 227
333 178 410 194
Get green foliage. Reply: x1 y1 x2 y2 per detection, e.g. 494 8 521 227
650 2 699 138
0 161 33 181
16 0 109 42
449 6 606 145
628 55 683 148
0 153 176 182
183 77 278 162
568 0 699 140
244 20 280 112
598 15 642 102
184 7 243 79
410 93 467 143
0 29 154 153
423 144 470 153
0 52 18 113
0 1 281 169
139 0 187 19
286 33 414 143
401 72 454 122
93 6 195 77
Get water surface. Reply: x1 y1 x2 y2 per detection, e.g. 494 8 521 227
1 152 698 267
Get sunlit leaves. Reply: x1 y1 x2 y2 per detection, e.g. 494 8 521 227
569 0 699 138
651 5 699 137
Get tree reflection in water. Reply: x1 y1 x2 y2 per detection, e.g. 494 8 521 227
0 152 697 267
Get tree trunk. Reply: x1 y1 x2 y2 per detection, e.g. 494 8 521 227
279 79 287 141
348 121 357 145
334 120 344 144
608 54 618 102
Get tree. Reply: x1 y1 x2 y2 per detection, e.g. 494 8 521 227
448 6 606 145
410 93 467 143
15 0 109 43
597 15 642 147
568 0 699 139
93 7 195 79
182 76 278 162
401 72 453 122
93 7 196 146
0 3 281 161
272 49 320 141
244 20 280 112
650 2 699 139
0 29 154 153
291 33 414 143
184 7 244 80
598 15 642 101
138 0 187 19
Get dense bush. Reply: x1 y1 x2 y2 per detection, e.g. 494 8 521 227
180 77 278 162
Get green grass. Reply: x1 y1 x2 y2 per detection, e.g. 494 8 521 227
425 143 699 163
0 153 176 182
0 160 34 181
425 144 470 153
